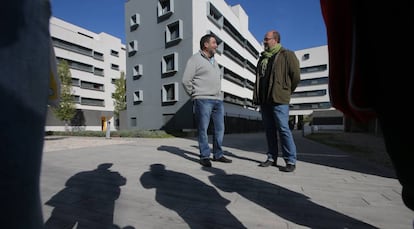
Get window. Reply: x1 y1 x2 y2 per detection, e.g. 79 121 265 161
130 117 137 127
80 81 104 91
245 79 254 90
130 13 140 31
77 32 93 39
71 78 80 87
52 37 93 56
290 102 331 110
161 52 178 76
245 60 256 74
93 51 104 61
110 49 119 57
165 19 183 47
128 40 138 57
223 92 245 106
133 64 143 80
93 67 104 76
162 82 179 103
58 58 93 73
111 63 119 70
133 90 143 104
157 0 174 22
223 19 244 46
81 97 104 106
245 40 259 58
297 77 328 86
244 98 255 108
207 2 223 28
300 64 327 74
302 53 310 61
223 43 244 68
291 89 327 98
72 95 80 104
223 67 244 87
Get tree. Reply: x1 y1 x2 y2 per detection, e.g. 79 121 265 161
52 60 76 131
113 71 126 118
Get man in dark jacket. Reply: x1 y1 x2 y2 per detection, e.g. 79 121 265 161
253 30 301 172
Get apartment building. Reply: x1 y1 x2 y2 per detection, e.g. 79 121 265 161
46 17 126 131
292 45 337 129
294 45 381 133
125 0 263 132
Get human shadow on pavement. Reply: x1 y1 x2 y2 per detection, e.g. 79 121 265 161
140 164 247 229
204 167 378 229
44 163 133 229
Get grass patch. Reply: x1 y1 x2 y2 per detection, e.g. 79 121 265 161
306 133 361 152
305 132 393 168
46 129 175 138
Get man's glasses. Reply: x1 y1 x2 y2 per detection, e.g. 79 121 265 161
263 37 274 42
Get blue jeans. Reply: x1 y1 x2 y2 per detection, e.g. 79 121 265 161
260 104 297 165
194 99 224 159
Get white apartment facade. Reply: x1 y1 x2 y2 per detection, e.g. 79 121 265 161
46 17 126 131
291 45 335 127
125 0 263 132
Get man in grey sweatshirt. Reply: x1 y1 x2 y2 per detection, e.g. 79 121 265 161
182 34 232 167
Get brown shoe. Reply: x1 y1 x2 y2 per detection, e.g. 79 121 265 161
213 156 232 163
199 158 212 167
280 164 296 172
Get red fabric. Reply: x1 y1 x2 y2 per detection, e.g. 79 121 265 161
320 0 376 122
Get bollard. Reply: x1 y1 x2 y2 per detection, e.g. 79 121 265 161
106 120 111 139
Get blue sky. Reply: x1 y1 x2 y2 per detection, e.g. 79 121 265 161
51 0 326 51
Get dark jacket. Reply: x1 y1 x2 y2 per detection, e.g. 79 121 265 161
253 48 300 105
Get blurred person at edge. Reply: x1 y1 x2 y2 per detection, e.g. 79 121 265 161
0 0 59 228
320 0 413 211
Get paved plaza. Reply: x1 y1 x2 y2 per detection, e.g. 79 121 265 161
41 131 413 228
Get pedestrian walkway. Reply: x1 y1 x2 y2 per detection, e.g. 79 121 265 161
41 131 413 228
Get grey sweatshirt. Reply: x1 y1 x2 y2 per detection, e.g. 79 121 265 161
182 51 223 100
